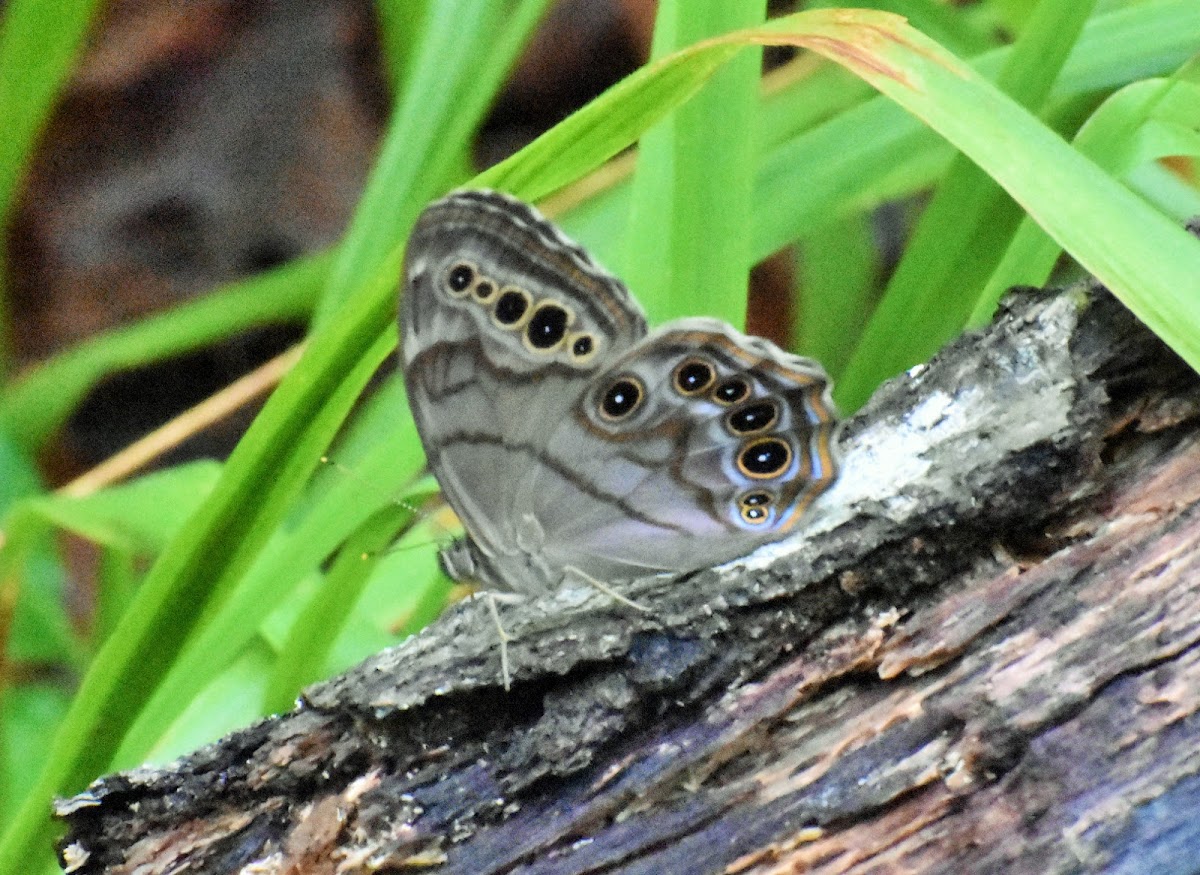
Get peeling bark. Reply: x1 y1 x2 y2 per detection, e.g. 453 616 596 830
56 283 1200 874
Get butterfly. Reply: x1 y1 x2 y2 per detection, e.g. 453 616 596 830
399 190 838 601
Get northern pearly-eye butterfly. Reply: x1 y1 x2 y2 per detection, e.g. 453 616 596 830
400 190 838 601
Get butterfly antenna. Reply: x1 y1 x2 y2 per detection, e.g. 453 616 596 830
319 454 464 560
563 566 650 613
485 592 513 690
319 455 425 517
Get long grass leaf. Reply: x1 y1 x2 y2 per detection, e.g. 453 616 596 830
0 0 105 373
0 251 330 450
836 0 1101 410
622 0 766 325
970 70 1200 324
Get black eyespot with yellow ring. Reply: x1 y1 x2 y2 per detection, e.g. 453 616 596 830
445 261 476 297
599 376 644 421
492 287 532 327
569 332 599 365
525 302 571 351
737 437 792 480
712 377 750 405
471 278 496 302
673 358 716 396
727 401 778 435
738 490 774 525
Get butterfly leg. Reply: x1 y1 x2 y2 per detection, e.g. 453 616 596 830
562 565 650 613
484 591 525 690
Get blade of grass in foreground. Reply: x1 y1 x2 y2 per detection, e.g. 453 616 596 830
755 10 1200 381
970 69 1200 325
750 0 1200 266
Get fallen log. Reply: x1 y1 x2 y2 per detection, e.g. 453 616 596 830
56 280 1200 874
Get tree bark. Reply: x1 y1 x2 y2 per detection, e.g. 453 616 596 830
56 282 1200 875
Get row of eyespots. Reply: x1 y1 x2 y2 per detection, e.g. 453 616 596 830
672 358 750 405
599 357 756 421
669 360 791 484
597 362 796 504
443 261 598 363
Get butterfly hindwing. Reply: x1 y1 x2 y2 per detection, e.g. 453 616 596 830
520 319 837 580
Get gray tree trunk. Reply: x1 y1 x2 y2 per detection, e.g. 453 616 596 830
56 282 1200 875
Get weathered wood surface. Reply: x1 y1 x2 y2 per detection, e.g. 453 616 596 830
56 283 1200 874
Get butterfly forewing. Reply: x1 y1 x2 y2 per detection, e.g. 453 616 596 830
401 191 646 590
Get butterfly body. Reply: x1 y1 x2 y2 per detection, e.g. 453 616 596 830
401 190 838 596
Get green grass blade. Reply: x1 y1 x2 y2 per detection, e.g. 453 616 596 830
621 0 766 326
22 462 221 557
0 0 105 374
263 501 417 714
970 68 1200 324
1 500 79 675
0 251 330 451
862 0 997 57
743 10 1200 376
752 0 1200 266
1 684 70 825
794 213 878 380
475 43 743 201
373 0 430 86
314 0 552 324
836 0 1101 411
3 463 220 688
758 60 875 153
